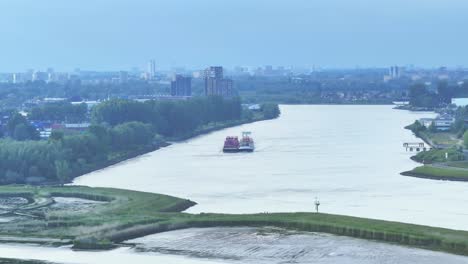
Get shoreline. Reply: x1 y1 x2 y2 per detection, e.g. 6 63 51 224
400 170 468 182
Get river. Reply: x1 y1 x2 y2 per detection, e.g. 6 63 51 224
3 105 468 263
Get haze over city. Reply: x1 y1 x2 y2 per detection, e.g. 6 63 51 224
1 0 468 71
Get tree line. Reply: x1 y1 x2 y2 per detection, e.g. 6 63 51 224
0 121 159 185
29 102 88 123
91 96 242 137
409 81 468 108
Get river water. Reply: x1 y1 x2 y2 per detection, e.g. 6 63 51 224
3 105 468 263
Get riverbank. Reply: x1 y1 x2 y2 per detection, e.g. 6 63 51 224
2 186 468 257
401 165 468 181
0 259 50 264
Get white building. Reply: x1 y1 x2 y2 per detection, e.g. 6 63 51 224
451 98 468 107
147 60 156 80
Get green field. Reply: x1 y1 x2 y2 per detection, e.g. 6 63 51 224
2 186 468 256
402 165 468 180
445 161 468 169
419 131 461 147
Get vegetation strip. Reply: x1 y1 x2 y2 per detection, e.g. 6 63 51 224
0 186 468 256
402 166 468 181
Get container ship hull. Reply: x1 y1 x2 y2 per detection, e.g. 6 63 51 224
238 145 254 152
223 132 254 153
223 147 241 153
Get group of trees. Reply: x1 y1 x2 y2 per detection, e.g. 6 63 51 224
0 121 156 185
6 113 39 141
29 102 88 123
408 84 439 108
409 81 468 108
91 96 242 137
261 103 281 119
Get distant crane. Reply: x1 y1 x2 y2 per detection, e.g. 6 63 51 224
314 197 320 213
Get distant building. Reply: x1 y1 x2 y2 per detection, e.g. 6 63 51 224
246 104 261 111
12 73 22 84
119 71 128 83
433 115 454 131
204 66 233 97
71 100 100 111
147 60 156 80
452 98 468 107
418 118 434 128
32 71 48 82
419 115 454 131
171 75 192 96
43 98 67 104
389 66 401 79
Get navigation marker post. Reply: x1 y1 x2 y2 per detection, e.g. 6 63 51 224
314 197 320 213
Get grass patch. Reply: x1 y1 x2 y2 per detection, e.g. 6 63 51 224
403 166 468 180
419 131 461 147
412 147 464 164
426 132 460 146
445 161 468 169
0 259 53 264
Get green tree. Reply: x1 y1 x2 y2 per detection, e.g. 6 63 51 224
55 160 71 184
49 131 64 141
463 131 468 148
437 81 454 104
261 103 281 119
7 112 39 140
428 121 437 133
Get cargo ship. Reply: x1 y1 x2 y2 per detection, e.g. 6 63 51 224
222 136 240 153
223 132 255 153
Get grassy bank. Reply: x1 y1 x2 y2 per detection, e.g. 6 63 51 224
105 212 468 256
402 165 468 181
411 147 465 164
419 131 462 148
0 259 51 264
2 186 468 256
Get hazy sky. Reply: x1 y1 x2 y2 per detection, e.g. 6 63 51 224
0 0 467 71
